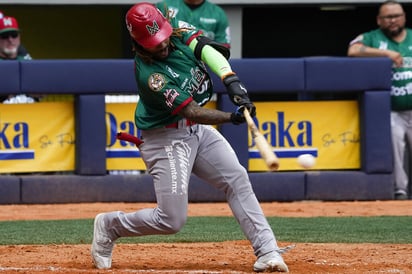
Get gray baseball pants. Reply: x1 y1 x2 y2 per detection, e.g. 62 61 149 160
391 110 412 194
103 123 280 257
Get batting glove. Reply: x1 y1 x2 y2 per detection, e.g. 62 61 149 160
230 106 247 125
223 74 256 117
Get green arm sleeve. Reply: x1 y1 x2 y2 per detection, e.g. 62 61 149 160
189 38 233 79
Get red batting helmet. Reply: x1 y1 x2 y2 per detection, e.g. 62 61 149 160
126 2 172 49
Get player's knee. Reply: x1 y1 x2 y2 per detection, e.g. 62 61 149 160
159 215 187 234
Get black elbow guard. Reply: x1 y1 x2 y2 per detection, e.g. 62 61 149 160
194 36 230 60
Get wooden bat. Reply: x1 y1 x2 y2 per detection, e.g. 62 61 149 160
243 108 279 171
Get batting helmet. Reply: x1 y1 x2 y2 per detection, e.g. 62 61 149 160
126 2 172 49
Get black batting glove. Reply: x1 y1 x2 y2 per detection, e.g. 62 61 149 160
230 106 246 125
223 74 256 117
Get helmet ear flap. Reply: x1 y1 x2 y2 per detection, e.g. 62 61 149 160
126 2 172 48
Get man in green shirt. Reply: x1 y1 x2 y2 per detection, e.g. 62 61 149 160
348 0 411 200
91 2 290 272
156 0 230 48
0 15 31 61
0 11 31 61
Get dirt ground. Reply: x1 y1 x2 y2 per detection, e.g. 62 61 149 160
0 201 411 273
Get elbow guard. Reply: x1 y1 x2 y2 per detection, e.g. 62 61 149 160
194 36 230 60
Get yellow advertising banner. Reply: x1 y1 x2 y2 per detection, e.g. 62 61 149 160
106 103 145 170
0 102 75 173
250 101 360 171
0 100 358 173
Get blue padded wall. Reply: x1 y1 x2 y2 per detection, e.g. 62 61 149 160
0 176 20 204
360 91 393 173
306 171 393 200
209 58 305 93
0 58 396 203
305 57 392 91
20 59 137 94
75 94 107 175
249 172 305 201
0 61 20 93
21 174 156 203
19 173 304 203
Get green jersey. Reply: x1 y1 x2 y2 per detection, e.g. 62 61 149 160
352 28 412 110
0 53 31 61
156 0 230 46
133 18 213 130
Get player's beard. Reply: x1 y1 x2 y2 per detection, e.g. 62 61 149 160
381 25 404 39
3 47 17 59
3 47 17 55
152 45 170 60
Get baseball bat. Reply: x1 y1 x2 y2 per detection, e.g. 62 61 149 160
243 108 279 171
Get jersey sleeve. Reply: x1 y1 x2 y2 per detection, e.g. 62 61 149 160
349 32 373 47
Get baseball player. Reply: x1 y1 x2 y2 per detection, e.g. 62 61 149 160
91 2 289 272
348 0 411 200
156 0 230 48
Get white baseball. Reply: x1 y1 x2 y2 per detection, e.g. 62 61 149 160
297 154 316 169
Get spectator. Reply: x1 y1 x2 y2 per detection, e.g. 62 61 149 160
0 14 36 103
348 0 411 200
0 10 31 58
156 0 230 48
91 2 290 272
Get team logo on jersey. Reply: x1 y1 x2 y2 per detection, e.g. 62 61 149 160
148 73 166 92
379 41 388 50
146 20 160 36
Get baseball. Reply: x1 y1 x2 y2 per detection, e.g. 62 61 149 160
297 154 316 169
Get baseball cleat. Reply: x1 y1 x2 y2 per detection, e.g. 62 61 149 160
91 213 114 269
253 251 289 272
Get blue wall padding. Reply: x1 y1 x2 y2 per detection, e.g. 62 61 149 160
18 173 304 203
304 57 392 91
0 61 20 93
75 94 107 175
360 91 393 173
306 171 393 200
209 58 306 93
0 176 20 204
0 58 396 203
21 174 156 203
20 59 137 93
249 172 305 201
